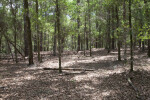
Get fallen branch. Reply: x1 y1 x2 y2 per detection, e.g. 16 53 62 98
43 68 94 71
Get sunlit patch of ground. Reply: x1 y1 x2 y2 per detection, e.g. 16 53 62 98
0 48 150 100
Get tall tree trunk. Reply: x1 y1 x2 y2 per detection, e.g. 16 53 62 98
107 8 111 53
148 39 150 57
14 21 18 63
13 12 17 63
116 6 121 61
133 35 137 49
95 38 98 48
77 0 80 52
47 34 50 51
24 16 28 57
81 39 83 50
24 0 34 65
86 34 89 50
144 0 150 57
34 35 37 52
142 41 145 51
56 0 62 73
44 32 46 51
139 19 142 50
36 0 41 62
53 21 57 56
95 12 99 49
0 35 2 60
88 0 92 56
111 6 115 50
84 14 87 56
129 0 133 72
139 40 141 49
72 35 74 50
40 32 43 51
99 27 101 48
123 0 127 61
61 34 65 53
10 1 18 63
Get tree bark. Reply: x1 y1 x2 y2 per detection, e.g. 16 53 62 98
40 32 43 51
44 32 46 51
36 0 41 62
129 0 133 72
86 34 89 50
10 1 18 63
123 0 127 61
99 27 101 48
0 35 2 60
116 6 121 61
53 21 57 56
87 0 92 56
144 0 150 57
56 0 62 73
111 6 115 49
77 0 81 52
24 15 29 57
72 35 74 50
84 14 87 56
24 0 34 65
107 8 111 53
142 41 145 51
34 35 37 52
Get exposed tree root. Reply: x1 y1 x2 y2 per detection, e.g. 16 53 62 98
127 77 143 100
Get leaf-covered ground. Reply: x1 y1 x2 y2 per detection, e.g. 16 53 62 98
0 48 150 100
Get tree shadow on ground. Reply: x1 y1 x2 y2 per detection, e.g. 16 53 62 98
98 70 150 100
1 62 150 100
0 49 150 100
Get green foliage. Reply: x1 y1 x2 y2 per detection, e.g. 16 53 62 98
0 0 150 53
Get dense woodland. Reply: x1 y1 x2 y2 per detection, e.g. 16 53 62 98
0 0 150 99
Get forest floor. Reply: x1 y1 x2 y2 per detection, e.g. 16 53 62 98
0 48 150 100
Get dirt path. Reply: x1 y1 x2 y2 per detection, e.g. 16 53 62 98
0 48 150 100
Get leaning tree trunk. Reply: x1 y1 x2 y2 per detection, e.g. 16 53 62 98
129 0 133 72
7 40 14 60
24 0 34 65
4 34 24 58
